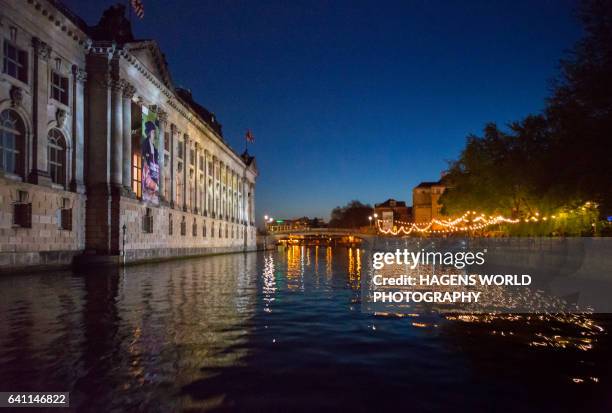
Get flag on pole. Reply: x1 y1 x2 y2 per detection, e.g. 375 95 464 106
131 0 145 19
245 129 255 143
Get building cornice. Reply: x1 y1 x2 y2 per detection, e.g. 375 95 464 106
116 47 250 169
26 0 91 50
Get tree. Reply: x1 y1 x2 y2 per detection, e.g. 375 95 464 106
440 0 612 222
328 200 373 228
545 0 612 213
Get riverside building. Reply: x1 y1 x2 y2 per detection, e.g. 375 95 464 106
0 1 258 271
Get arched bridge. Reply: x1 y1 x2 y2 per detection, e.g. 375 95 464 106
263 227 377 247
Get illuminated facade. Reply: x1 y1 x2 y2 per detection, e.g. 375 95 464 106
0 1 257 270
412 181 445 223
374 199 411 230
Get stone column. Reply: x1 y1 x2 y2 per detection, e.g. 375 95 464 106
84 43 115 254
170 124 176 207
29 37 52 185
109 76 125 189
194 143 199 213
157 109 167 201
203 150 209 216
70 65 86 193
121 83 136 192
182 135 188 211
213 156 218 218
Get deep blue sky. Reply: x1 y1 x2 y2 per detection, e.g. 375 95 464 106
64 0 582 221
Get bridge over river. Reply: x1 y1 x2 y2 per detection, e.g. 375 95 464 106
263 227 377 247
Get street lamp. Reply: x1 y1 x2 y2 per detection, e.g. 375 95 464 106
368 216 373 228
264 215 268 221
373 213 378 219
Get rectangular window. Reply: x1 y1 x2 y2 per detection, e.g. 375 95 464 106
61 208 72 231
132 145 142 199
13 203 32 228
190 149 195 165
142 208 153 233
168 214 173 235
164 131 170 151
3 40 28 83
51 72 69 105
177 141 183 159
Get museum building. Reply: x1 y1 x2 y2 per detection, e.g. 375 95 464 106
0 0 258 270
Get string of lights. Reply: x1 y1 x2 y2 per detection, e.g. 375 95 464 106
376 203 598 235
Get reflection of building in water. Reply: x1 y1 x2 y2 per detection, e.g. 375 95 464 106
0 1 257 271
347 247 362 290
115 253 257 410
284 245 304 290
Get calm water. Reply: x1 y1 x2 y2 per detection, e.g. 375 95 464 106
0 246 611 412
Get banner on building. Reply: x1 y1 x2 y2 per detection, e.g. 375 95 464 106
141 107 160 205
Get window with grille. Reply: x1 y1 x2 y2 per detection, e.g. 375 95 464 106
0 110 25 177
3 40 28 83
180 217 186 236
48 129 66 186
192 218 197 236
202 222 206 237
168 213 173 235
51 72 69 105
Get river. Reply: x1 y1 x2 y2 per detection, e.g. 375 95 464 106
0 246 610 412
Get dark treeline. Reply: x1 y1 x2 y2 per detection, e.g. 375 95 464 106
440 0 612 234
329 200 373 228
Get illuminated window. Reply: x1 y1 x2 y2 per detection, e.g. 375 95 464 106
47 129 66 186
132 135 142 199
51 72 69 105
0 109 25 177
3 40 28 83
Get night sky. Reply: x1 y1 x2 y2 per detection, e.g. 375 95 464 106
63 0 582 222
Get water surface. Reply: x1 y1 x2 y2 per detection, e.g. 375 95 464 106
0 246 610 412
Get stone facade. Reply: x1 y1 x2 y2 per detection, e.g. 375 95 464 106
0 1 257 271
412 181 445 223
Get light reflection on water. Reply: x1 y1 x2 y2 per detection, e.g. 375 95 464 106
0 246 610 412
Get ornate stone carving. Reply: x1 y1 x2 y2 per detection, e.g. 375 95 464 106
56 108 67 128
9 85 23 107
109 78 126 92
157 109 168 124
122 82 136 99
72 65 87 83
32 37 51 61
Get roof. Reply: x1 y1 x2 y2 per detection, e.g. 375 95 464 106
176 88 223 137
414 180 444 189
375 199 407 208
56 1 255 168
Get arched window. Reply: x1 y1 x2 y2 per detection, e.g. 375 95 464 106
0 110 25 177
47 129 66 186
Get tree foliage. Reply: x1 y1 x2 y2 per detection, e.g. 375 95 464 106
441 0 612 220
328 200 373 228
